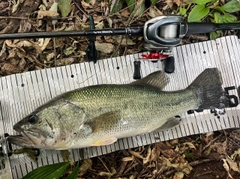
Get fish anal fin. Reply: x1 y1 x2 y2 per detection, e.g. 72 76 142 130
131 71 169 90
91 136 117 146
157 116 181 130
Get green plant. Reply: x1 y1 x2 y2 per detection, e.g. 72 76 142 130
111 0 157 14
22 162 80 179
180 0 240 39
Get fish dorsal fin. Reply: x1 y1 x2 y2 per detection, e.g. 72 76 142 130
131 71 169 90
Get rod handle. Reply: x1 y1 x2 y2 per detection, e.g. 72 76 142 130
186 23 215 35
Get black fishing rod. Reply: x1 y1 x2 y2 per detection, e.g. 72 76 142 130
1 15 240 74
0 17 239 40
0 27 144 39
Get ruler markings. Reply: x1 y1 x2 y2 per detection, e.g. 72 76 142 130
219 37 237 128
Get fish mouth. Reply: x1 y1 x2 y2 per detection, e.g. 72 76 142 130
7 134 35 148
8 125 45 148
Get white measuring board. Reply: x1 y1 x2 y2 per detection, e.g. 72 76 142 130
1 35 240 178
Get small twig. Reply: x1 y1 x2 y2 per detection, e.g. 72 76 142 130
97 156 110 173
123 162 139 174
189 158 215 166
73 0 88 17
203 133 223 151
117 161 128 176
0 16 27 20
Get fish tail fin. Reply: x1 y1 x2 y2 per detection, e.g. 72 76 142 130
188 68 228 109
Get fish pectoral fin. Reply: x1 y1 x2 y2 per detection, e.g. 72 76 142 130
157 116 181 130
91 136 117 146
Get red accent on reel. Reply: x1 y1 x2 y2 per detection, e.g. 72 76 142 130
141 52 169 60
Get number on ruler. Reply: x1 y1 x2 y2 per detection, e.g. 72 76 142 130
225 86 239 107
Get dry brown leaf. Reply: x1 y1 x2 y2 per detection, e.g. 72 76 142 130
0 41 6 57
93 15 104 23
231 148 240 160
121 9 130 17
79 158 92 176
7 50 17 59
95 41 114 54
18 58 27 69
128 149 143 159
222 159 233 179
115 36 135 46
174 0 182 6
38 10 59 17
173 172 184 179
64 41 78 56
46 52 55 61
99 167 116 177
95 21 104 29
171 162 192 174
81 0 92 8
12 0 24 13
106 17 113 28
148 6 163 17
150 147 160 162
166 0 174 8
1 63 20 75
38 38 52 51
122 156 134 162
226 156 240 173
183 142 196 150
143 147 152 164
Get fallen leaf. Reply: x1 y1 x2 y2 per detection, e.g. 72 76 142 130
166 0 174 8
49 2 58 25
148 6 163 17
38 38 52 51
1 63 20 75
0 41 6 57
150 147 160 162
128 149 143 159
143 146 152 164
58 0 72 17
183 142 196 150
115 36 135 46
122 156 134 162
12 0 24 13
81 0 92 8
79 159 92 176
95 41 114 54
95 21 104 29
64 41 78 56
121 9 130 17
226 156 240 173
231 148 240 160
222 159 233 179
46 52 55 61
99 167 116 177
38 10 59 17
106 17 113 28
173 172 184 179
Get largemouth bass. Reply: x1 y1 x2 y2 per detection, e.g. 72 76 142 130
8 68 227 150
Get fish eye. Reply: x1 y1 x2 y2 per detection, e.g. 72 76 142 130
28 115 38 124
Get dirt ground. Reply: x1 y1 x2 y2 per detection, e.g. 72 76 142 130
1 0 240 179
